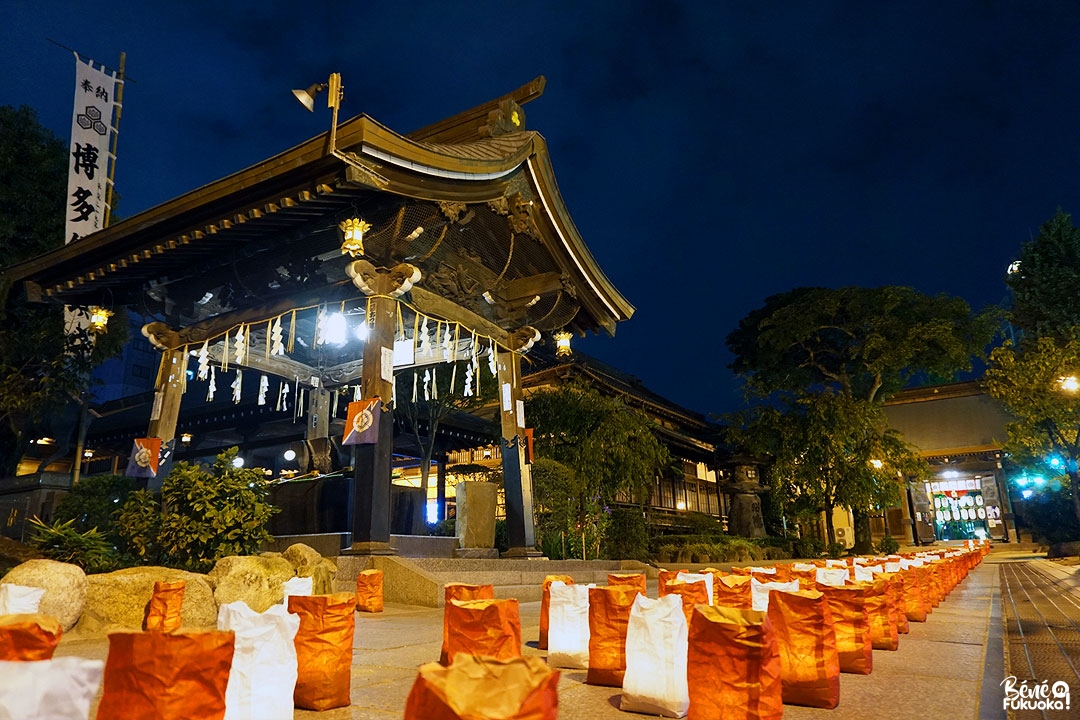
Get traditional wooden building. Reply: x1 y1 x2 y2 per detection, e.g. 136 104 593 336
884 380 1016 544
2 76 634 555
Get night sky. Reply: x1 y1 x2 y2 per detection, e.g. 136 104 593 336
6 1 1080 418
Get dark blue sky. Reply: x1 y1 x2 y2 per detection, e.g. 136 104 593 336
6 1 1080 417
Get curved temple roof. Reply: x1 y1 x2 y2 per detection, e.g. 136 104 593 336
4 77 634 341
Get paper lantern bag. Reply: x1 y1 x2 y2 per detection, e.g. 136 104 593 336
866 579 899 651
145 580 186 633
816 584 873 675
766 589 840 708
607 573 646 597
96 630 235 720
0 614 62 661
288 592 356 711
621 594 689 718
547 581 592 669
444 598 522 665
713 575 753 610
0 656 104 720
217 601 300 720
666 579 710 625
440 583 494 664
658 569 688 596
404 655 559 720
587 585 638 687
356 569 384 613
687 605 782 720
539 575 573 650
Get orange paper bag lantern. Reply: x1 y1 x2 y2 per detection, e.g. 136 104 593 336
444 598 522 665
404 654 559 720
658 569 688 596
766 589 840 708
440 583 494 664
714 575 754 610
817 584 872 674
687 605 782 720
288 592 356 711
0 614 62 660
145 579 186 633
901 569 927 623
866 579 899 651
355 569 384 613
607 573 647 597
666 579 710 624
539 575 574 650
586 585 638 687
882 572 909 634
96 630 235 720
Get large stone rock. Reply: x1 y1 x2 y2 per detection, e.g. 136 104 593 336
2 559 87 631
74 567 216 635
456 482 497 549
298 560 336 595
208 555 295 612
282 543 323 571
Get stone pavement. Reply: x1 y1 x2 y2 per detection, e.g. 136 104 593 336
52 549 1046 719
997 556 1080 719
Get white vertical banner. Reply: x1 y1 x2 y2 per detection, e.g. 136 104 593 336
66 53 120 244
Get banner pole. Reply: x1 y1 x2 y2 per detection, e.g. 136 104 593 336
103 51 125 228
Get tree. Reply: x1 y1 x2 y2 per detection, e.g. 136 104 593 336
985 335 1080 529
726 285 989 550
726 393 926 545
393 360 492 532
727 286 998 402
115 448 278 571
1006 209 1080 340
525 380 670 559
0 106 126 476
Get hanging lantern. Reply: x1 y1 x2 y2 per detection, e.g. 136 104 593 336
339 217 371 257
554 330 573 358
88 306 112 334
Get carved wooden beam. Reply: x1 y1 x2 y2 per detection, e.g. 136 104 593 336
409 286 510 344
204 341 319 385
498 272 564 301
142 282 361 350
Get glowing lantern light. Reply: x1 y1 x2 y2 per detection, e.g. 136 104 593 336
339 217 371 257
1059 375 1080 393
88 306 112 333
554 330 572 358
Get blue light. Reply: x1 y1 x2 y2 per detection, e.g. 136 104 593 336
1015 476 1029 487
1048 456 1063 469
1032 475 1046 487
1022 489 1034 499
426 501 439 525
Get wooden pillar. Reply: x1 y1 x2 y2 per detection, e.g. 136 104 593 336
305 386 333 474
436 453 448 522
496 339 539 556
344 260 419 555
146 347 186 490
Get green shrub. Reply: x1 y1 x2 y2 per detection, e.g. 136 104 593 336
495 518 509 553
826 542 847 559
602 507 649 562
115 448 278 572
429 518 456 537
792 536 824 559
114 489 163 564
27 517 119 573
876 534 900 555
681 512 725 537
54 474 138 541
